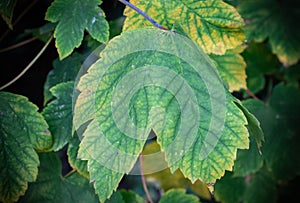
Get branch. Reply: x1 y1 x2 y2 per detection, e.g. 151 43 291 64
0 35 53 90
139 155 154 203
118 0 168 30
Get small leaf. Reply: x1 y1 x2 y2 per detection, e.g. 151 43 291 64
44 52 82 104
159 189 199 203
19 152 99 203
0 92 52 203
210 45 247 92
45 0 109 59
42 82 74 151
0 0 17 29
105 190 144 203
67 135 89 178
74 28 256 201
123 0 245 55
238 0 300 66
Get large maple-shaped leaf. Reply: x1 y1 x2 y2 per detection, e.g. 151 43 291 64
0 92 52 203
123 0 245 55
238 0 300 66
73 28 262 201
45 0 109 59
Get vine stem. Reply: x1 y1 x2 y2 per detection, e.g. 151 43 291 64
0 36 38 53
0 35 53 90
117 0 168 30
0 0 39 42
139 154 154 203
245 88 259 100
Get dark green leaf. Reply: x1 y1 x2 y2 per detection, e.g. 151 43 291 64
0 92 52 203
19 152 98 203
238 0 300 66
159 189 199 203
44 52 82 104
42 82 74 151
45 0 109 59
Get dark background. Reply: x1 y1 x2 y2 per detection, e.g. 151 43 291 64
0 0 124 109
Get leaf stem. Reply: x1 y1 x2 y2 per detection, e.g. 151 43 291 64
0 35 53 90
139 155 154 203
118 0 168 30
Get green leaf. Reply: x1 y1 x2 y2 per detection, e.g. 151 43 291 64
238 0 300 66
74 28 254 201
42 82 74 151
45 0 109 59
123 0 245 55
214 172 245 203
105 190 144 203
233 135 264 177
159 189 199 203
44 52 82 104
215 168 277 203
19 152 99 203
242 42 278 94
67 135 89 178
243 84 300 181
0 0 17 29
210 45 247 92
0 92 52 203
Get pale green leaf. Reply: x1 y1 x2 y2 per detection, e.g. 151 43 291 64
42 82 74 151
19 152 98 203
210 45 247 92
0 92 52 203
238 0 300 66
74 28 253 201
45 0 109 59
123 0 245 55
159 189 199 203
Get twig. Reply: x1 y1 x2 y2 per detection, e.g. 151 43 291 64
139 155 154 203
0 36 38 53
245 88 259 100
118 0 168 30
0 0 39 42
0 35 53 90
